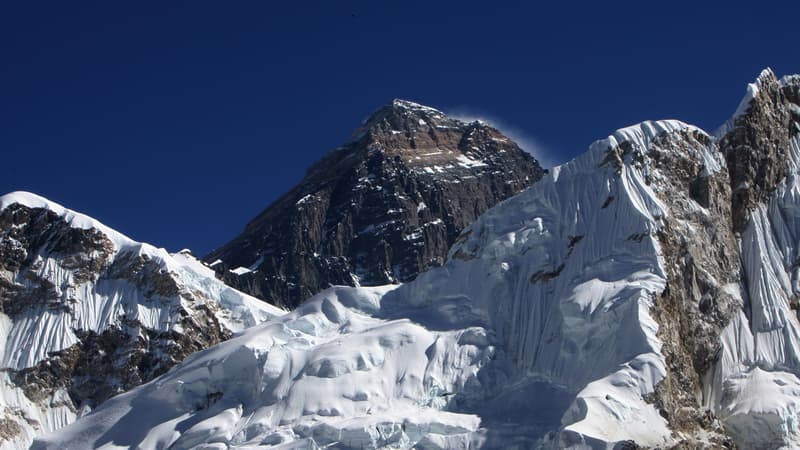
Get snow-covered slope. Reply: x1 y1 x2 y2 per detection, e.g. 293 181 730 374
0 192 283 449
30 69 800 449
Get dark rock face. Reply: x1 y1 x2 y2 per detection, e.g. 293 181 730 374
641 70 800 447
205 100 545 308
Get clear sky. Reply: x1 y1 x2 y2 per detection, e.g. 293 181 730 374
2 1 799 255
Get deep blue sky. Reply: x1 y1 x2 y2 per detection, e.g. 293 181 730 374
2 1 799 255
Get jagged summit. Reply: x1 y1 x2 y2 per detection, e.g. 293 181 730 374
205 100 545 308
732 67 779 119
721 67 799 232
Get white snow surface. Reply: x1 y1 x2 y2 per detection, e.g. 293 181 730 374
0 192 283 449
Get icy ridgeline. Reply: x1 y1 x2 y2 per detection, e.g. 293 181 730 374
32 70 800 449
0 192 283 449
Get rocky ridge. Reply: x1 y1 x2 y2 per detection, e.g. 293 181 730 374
0 192 282 449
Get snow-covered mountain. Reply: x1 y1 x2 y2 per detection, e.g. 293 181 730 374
205 99 544 309
0 192 284 449
27 69 800 449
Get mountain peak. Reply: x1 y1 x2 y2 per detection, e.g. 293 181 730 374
205 99 544 309
755 66 777 86
346 99 519 166
731 67 780 119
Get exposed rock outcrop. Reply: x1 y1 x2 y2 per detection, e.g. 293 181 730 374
722 69 797 233
622 69 800 448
